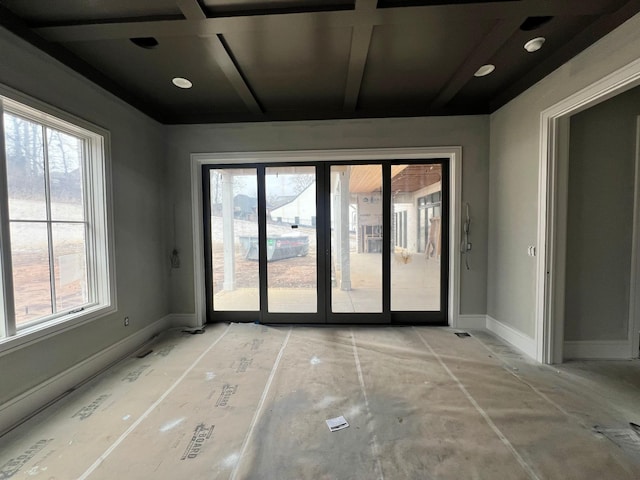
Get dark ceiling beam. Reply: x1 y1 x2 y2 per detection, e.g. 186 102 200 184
343 0 376 111
204 36 263 115
176 0 207 20
430 17 524 110
343 25 373 111
35 1 617 43
36 12 357 43
176 0 263 115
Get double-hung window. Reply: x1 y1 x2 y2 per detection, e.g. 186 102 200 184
0 92 114 343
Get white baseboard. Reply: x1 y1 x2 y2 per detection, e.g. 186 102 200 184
486 315 537 360
563 340 631 359
455 315 487 330
167 313 199 329
0 315 172 437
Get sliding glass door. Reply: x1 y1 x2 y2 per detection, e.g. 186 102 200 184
264 166 318 314
330 165 383 314
206 168 259 312
203 160 448 325
390 163 444 314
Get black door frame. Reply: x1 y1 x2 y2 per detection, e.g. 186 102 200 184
259 163 327 324
202 159 449 325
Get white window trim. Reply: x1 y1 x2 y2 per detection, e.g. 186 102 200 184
0 84 116 356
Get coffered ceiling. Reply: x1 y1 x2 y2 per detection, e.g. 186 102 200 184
1 0 638 124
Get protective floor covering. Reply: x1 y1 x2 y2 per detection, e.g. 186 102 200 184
1 323 640 479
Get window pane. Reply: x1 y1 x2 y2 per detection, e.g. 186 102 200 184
211 168 259 311
47 128 85 221
331 165 382 313
10 222 52 325
4 113 47 220
391 163 442 311
53 223 88 312
266 166 317 313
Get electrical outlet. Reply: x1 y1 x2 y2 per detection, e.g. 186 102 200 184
124 316 130 327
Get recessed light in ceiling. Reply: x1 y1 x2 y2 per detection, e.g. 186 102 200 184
524 37 546 53
474 64 495 77
172 77 193 89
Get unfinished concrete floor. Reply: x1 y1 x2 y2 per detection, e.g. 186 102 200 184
1 323 640 479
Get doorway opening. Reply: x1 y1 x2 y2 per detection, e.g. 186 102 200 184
537 59 640 363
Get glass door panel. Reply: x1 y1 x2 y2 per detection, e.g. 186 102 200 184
204 160 447 325
330 165 382 313
210 168 259 311
265 166 317 313
391 163 442 311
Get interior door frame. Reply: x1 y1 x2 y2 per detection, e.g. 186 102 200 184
191 147 462 328
537 58 640 363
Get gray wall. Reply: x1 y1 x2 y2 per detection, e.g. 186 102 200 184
488 12 640 338
565 86 640 341
166 115 490 316
0 28 170 404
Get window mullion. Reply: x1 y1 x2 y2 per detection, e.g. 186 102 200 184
42 127 57 315
83 139 95 305
0 104 17 336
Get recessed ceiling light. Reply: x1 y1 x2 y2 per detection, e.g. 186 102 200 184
172 77 193 89
524 37 545 53
474 64 495 77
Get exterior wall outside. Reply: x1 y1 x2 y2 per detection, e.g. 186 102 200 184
270 182 316 226
238 176 442 257
411 182 443 255
488 12 640 338
393 203 412 250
